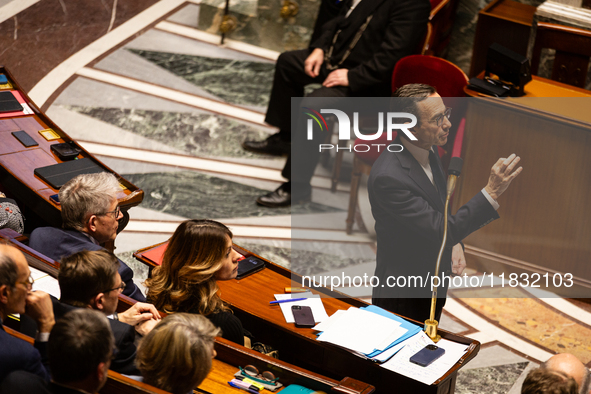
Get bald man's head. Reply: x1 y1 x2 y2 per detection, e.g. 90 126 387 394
0 244 31 318
545 354 591 394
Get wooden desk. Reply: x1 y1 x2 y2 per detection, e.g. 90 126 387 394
465 72 591 99
0 67 143 229
452 89 591 295
0 230 374 394
469 0 536 78
134 243 481 394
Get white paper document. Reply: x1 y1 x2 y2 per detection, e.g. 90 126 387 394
274 292 329 323
31 266 60 299
316 307 403 354
380 331 469 385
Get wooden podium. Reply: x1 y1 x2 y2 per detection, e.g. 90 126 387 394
460 77 591 295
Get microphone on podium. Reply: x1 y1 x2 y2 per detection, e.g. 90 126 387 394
425 156 464 343
446 157 463 198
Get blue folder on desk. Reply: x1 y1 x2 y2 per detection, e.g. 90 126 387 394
360 305 422 358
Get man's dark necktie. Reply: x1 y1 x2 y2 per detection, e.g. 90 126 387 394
429 148 446 201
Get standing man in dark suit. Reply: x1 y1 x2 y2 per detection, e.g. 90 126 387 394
52 250 160 376
0 243 54 384
368 84 522 322
29 172 144 301
242 0 431 206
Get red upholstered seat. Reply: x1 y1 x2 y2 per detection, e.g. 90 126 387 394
391 55 468 97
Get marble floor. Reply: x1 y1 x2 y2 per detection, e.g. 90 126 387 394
2 1 591 393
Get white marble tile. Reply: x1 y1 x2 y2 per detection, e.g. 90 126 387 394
463 345 533 370
125 28 274 63
46 106 185 153
167 3 200 27
94 48 221 101
53 78 202 113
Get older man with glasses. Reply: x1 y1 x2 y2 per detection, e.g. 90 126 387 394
0 243 55 384
29 172 144 301
51 249 160 376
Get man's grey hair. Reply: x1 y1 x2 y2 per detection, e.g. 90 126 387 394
0 244 18 288
390 83 437 127
59 173 121 230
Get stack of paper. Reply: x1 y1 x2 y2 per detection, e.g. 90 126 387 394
31 266 60 299
313 306 416 357
380 331 469 385
274 292 329 323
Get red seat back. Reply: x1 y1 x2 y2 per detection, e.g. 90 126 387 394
391 55 468 97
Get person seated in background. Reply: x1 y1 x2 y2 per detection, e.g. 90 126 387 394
145 219 248 346
523 354 591 394
0 192 24 234
521 368 578 394
55 250 161 375
0 309 115 394
0 243 54 384
135 313 220 394
29 172 144 301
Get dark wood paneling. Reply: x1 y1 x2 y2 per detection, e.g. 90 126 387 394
469 0 536 77
456 98 591 289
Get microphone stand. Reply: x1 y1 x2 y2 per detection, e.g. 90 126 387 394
425 157 463 343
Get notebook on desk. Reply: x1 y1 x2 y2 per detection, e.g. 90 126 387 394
34 158 104 189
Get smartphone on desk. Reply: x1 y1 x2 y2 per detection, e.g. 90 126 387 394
292 305 315 328
409 344 445 367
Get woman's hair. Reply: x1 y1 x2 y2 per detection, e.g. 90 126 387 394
136 313 220 394
146 219 233 315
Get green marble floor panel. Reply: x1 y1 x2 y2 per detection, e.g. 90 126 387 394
238 241 374 276
65 106 270 159
122 171 341 219
128 49 274 107
455 362 529 394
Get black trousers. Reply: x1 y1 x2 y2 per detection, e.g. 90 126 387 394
264 49 351 197
372 297 446 324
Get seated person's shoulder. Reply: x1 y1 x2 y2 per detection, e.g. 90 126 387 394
208 310 244 345
0 370 50 394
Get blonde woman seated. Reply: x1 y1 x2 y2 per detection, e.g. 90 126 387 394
146 219 250 345
136 313 220 394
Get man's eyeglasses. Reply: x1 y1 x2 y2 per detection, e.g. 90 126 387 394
430 107 452 127
15 274 34 290
96 206 121 219
103 281 126 294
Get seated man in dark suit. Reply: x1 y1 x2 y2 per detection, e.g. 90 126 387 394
242 0 431 206
0 309 115 394
29 172 144 301
53 250 160 375
0 243 54 384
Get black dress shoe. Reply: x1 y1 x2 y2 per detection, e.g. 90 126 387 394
242 133 290 156
256 186 311 208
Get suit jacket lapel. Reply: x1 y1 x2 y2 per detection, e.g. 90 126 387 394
333 0 387 52
430 146 448 204
395 137 445 212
